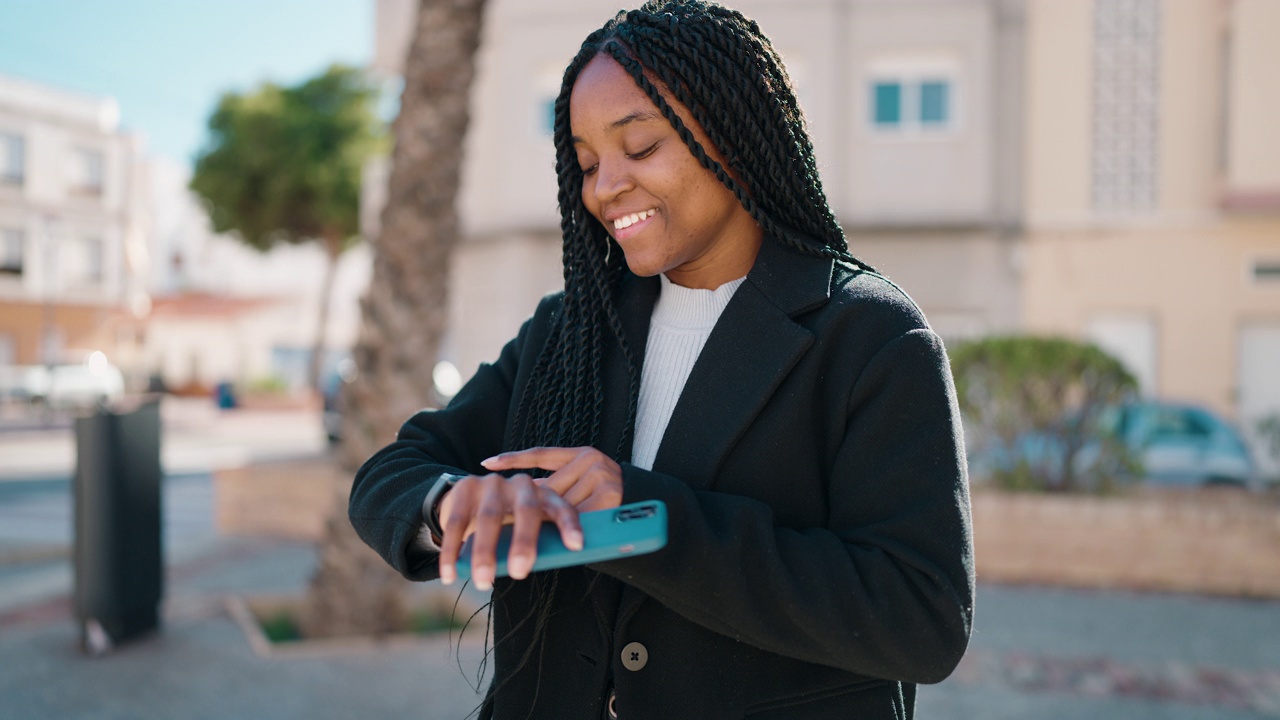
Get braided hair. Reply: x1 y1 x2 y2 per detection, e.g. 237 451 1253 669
510 0 870 462
478 3 872 714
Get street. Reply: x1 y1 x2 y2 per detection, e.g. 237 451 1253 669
0 398 1278 718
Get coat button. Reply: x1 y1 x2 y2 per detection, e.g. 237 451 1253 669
620 641 648 671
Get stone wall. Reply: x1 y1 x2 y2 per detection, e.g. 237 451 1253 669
972 488 1280 598
214 458 1280 598
213 458 350 542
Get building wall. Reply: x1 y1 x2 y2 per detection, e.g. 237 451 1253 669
1225 0 1280 199
0 73 147 366
1020 0 1280 439
369 0 1026 379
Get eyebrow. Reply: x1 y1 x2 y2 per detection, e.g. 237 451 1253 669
572 109 664 144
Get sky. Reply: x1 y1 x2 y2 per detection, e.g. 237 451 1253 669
0 0 373 168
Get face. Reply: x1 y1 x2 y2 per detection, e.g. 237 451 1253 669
569 54 763 289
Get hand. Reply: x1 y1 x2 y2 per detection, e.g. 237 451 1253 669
436 473 583 591
481 446 624 513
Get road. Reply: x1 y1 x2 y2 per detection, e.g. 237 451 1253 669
1 397 1278 718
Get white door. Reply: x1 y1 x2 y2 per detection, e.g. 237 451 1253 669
1239 322 1280 480
1087 313 1158 396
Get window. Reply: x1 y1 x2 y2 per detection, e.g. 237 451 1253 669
541 97 557 135
0 228 22 275
919 81 950 125
65 236 104 285
872 82 903 126
1253 259 1280 284
0 133 24 185
71 147 105 196
867 70 957 134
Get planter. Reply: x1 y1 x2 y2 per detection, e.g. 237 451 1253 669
214 457 348 541
972 487 1280 598
226 592 483 659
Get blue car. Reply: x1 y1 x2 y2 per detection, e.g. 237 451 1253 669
971 400 1258 491
1104 401 1256 489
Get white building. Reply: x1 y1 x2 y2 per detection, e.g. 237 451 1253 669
0 72 150 372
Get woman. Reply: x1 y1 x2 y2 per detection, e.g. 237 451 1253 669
348 2 974 718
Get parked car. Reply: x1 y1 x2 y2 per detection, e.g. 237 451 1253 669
972 400 1259 491
3 353 126 411
1108 401 1256 489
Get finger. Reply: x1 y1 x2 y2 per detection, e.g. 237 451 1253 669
481 446 581 472
577 482 624 514
506 475 543 580
437 480 477 586
468 474 508 591
538 487 584 551
535 449 596 496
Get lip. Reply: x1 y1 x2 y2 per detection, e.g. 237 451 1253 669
608 209 658 242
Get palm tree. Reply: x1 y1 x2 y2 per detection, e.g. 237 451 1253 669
300 0 489 639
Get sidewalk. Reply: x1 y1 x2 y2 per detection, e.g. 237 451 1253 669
1 400 1278 718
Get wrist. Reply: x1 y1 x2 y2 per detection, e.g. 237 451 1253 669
422 473 463 544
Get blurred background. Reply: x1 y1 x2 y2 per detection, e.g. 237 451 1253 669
1 0 1278 718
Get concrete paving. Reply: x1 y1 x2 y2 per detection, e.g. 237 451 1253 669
2 399 1279 719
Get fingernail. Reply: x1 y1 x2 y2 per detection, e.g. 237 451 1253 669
509 555 532 579
567 531 584 551
474 568 493 591
440 564 455 586
480 456 499 468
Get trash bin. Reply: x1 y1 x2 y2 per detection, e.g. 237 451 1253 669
73 398 163 654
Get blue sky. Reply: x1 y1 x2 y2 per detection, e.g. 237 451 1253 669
0 0 373 168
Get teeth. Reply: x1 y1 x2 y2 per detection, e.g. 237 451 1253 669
613 209 656 230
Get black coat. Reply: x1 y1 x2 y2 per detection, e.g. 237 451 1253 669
349 238 975 719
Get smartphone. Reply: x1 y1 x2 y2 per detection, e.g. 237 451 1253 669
454 500 667 580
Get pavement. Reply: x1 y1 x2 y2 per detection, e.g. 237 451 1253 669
2 397 1279 719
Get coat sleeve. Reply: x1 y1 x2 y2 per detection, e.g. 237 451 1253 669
347 299 550 582
593 328 975 685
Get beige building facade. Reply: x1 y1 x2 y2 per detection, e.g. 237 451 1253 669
368 0 1278 468
0 73 150 373
1020 0 1280 468
369 0 1028 377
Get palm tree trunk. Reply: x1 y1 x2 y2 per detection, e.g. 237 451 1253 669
306 232 342 393
300 0 488 639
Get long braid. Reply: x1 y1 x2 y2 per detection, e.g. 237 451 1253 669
490 1 870 710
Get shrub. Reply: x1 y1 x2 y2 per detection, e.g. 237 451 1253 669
950 336 1141 493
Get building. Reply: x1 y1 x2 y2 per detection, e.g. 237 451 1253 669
0 72 150 376
367 0 1279 470
1019 0 1280 470
368 0 1026 376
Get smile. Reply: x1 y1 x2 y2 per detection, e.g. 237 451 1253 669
613 209 656 232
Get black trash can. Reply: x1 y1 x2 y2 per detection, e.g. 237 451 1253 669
73 397 163 653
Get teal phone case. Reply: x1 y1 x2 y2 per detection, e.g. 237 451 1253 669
454 500 667 580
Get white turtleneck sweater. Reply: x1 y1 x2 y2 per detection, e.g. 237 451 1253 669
630 273 746 471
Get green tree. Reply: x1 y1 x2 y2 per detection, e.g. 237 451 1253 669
299 0 489 639
951 336 1141 493
190 65 383 391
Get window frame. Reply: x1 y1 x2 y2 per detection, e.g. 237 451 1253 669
864 58 962 139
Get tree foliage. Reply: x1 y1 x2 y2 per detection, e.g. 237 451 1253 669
190 65 384 389
950 335 1141 493
191 64 382 249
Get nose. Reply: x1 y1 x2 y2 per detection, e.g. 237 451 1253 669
591 157 635 205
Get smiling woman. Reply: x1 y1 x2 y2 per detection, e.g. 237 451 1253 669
570 57 762 288
348 2 974 719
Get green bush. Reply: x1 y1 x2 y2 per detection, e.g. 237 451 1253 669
950 335 1141 493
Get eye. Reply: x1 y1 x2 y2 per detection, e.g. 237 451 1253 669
628 143 659 160
581 163 598 176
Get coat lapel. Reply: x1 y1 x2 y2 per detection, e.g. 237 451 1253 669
651 239 833 489
615 239 834 628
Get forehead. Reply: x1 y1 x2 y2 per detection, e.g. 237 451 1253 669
569 54 663 137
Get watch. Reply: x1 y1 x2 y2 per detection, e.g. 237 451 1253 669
422 473 463 544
